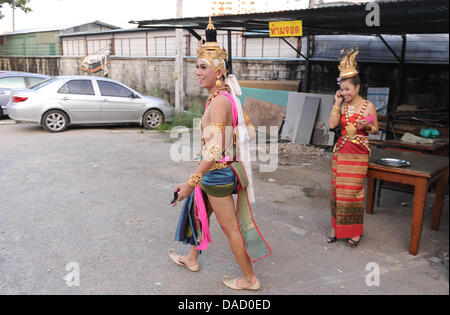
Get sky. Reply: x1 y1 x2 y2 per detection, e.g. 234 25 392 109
0 0 213 33
0 0 317 34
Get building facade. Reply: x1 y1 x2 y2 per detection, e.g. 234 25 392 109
0 21 118 56
211 0 302 15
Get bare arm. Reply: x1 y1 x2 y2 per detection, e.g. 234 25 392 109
357 101 379 133
329 90 344 129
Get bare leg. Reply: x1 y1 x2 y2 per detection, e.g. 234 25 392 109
208 194 257 288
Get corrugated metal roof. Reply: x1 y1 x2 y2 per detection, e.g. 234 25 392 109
133 0 449 35
2 21 119 37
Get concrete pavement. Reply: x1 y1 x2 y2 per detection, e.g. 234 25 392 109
0 122 448 295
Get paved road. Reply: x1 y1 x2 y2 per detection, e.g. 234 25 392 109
0 122 448 295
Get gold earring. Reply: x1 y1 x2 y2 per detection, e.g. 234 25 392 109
216 77 221 87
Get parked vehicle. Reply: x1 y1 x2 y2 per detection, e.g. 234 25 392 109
0 71 50 118
7 76 174 132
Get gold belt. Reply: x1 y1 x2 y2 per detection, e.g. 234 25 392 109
209 161 229 171
197 160 230 172
334 135 370 153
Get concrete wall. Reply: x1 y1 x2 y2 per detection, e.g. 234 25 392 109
0 55 448 109
0 56 59 75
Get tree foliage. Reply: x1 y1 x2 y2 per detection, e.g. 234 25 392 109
0 0 32 19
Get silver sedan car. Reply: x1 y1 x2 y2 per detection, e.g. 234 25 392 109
7 76 174 132
0 71 50 117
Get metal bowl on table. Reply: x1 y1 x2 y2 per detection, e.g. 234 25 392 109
375 158 411 168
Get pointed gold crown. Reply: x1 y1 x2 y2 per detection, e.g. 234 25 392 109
197 17 228 74
338 47 359 79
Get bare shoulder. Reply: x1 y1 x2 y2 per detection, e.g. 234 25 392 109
365 99 375 108
210 94 231 113
365 100 377 113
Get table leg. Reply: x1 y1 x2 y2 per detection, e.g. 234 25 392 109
366 176 376 214
409 178 428 255
431 168 449 231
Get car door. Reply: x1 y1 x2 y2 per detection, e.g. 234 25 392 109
56 79 101 123
96 80 145 122
0 76 27 108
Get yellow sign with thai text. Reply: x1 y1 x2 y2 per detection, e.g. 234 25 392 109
269 20 303 37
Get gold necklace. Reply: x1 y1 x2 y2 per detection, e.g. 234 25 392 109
206 86 230 108
344 100 368 139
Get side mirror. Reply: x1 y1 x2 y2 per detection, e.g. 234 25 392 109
130 93 140 99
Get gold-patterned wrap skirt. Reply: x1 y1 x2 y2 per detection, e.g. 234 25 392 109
331 137 369 239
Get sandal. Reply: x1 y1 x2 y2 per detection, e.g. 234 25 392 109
222 276 261 291
347 235 363 247
168 249 200 272
327 236 337 243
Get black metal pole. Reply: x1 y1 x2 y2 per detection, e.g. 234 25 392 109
227 30 233 75
304 35 312 93
395 35 407 112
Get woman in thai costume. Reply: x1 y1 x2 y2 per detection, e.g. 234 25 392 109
168 18 271 291
327 48 379 247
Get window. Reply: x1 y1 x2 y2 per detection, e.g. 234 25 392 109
27 77 48 87
30 78 55 90
97 81 134 98
58 80 95 95
0 77 26 89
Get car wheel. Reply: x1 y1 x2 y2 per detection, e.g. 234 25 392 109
0 107 3 119
42 110 69 133
143 109 164 129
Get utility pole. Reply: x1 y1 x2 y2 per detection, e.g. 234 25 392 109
12 0 16 32
175 0 185 112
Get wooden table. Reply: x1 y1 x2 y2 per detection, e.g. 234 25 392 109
366 148 449 255
379 138 449 156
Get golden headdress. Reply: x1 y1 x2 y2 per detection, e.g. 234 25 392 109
338 47 359 79
197 17 228 74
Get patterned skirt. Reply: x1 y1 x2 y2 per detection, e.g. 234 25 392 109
331 139 369 239
175 163 272 262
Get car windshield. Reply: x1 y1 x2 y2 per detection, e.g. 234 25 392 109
29 78 55 90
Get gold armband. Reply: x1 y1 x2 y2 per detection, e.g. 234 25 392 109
187 173 203 188
330 105 341 117
208 123 225 134
204 143 222 162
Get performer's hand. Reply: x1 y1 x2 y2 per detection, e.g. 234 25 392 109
175 182 194 202
357 119 370 131
334 90 344 105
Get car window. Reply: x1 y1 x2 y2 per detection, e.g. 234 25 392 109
27 77 48 87
97 81 134 98
30 78 56 90
0 76 27 89
58 80 95 96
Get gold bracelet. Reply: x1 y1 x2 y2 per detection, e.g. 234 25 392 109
330 105 341 117
187 173 203 188
369 125 378 134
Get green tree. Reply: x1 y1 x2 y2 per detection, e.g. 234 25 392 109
0 0 32 19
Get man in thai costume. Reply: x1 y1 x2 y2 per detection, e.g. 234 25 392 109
169 18 271 290
327 48 379 247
